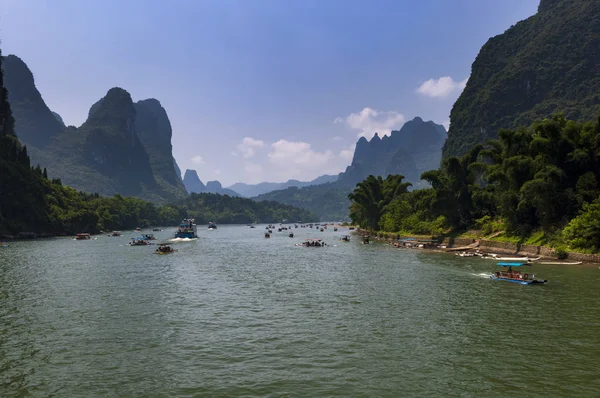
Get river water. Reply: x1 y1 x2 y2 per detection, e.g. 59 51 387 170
1 225 599 397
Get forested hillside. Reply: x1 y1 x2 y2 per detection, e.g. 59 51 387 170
444 0 600 158
350 114 600 253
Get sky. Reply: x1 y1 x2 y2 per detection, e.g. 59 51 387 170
0 0 539 186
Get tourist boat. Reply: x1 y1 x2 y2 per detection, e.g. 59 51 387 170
129 238 154 246
108 231 122 237
340 235 350 242
155 244 177 254
141 234 157 240
298 239 326 247
75 233 92 240
208 222 217 230
175 219 198 238
490 262 547 285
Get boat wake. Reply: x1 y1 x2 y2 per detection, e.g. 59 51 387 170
167 237 197 243
472 272 491 279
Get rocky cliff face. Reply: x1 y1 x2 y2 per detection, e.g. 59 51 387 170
183 169 206 193
338 117 447 186
2 55 65 147
443 0 600 158
3 55 187 203
79 88 157 196
134 99 187 198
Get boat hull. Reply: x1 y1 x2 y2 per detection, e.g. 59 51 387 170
490 276 546 285
175 232 197 238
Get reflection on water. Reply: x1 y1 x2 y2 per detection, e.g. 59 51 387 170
1 226 600 397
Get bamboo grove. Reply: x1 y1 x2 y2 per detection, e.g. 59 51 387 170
349 114 600 252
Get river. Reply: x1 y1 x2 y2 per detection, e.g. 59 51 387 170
1 225 599 397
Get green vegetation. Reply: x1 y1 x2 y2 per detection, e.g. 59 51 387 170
254 183 351 221
350 113 600 253
181 193 317 224
444 0 600 158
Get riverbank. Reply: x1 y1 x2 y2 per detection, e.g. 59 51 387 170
355 229 600 264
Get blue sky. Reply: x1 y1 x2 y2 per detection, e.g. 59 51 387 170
0 0 538 185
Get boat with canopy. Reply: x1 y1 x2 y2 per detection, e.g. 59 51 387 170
490 262 547 285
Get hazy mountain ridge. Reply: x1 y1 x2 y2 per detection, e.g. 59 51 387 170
443 0 600 158
338 117 446 188
227 174 338 197
183 169 239 196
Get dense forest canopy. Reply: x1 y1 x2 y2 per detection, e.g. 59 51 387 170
350 114 600 253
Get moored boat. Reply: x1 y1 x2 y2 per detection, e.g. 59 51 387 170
362 236 370 244
340 235 350 242
490 262 547 285
175 219 198 238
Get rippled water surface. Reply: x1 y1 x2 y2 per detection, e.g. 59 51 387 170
1 225 600 397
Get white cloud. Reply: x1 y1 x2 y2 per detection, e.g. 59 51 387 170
268 140 334 167
331 136 343 142
235 136 265 158
339 144 355 161
335 107 405 139
416 76 468 98
191 155 205 165
214 169 221 176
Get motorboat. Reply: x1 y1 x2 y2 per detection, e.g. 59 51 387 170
108 231 122 237
265 232 271 238
208 222 217 230
490 262 547 285
298 239 326 247
75 233 92 240
340 235 350 242
155 244 177 254
129 238 155 246
175 219 198 238
289 233 294 238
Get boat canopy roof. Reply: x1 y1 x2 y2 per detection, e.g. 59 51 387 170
497 262 531 267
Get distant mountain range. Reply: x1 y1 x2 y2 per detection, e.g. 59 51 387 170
255 117 447 220
182 169 240 196
3 54 187 203
227 174 338 197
